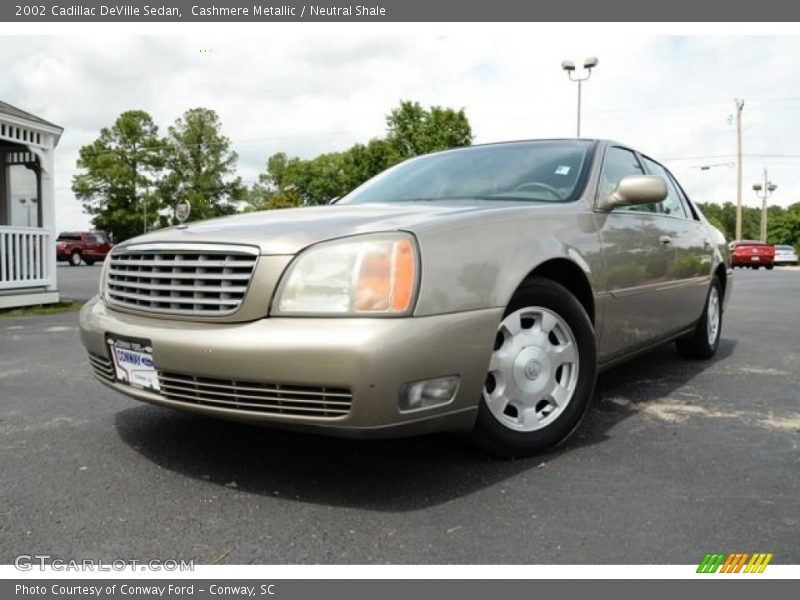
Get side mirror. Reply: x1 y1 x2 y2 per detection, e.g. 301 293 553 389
598 175 667 211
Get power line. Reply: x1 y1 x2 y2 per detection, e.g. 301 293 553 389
664 153 800 162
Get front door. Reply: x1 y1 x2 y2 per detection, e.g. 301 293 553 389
594 146 679 361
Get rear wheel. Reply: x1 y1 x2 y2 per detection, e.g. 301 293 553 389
766 264 774 270
676 276 722 359
84 258 95 266
69 251 82 266
471 278 597 457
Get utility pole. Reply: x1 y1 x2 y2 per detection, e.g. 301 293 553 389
734 99 745 241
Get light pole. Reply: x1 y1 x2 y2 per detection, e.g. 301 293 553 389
752 168 776 243
561 57 599 137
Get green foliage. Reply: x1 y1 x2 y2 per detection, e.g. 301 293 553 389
73 107 243 241
696 201 800 248
385 100 473 158
72 110 164 242
78 101 474 232
247 101 473 210
159 107 245 224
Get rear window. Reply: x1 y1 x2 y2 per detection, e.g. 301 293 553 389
57 233 81 241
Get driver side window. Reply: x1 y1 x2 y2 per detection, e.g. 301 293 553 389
599 147 656 213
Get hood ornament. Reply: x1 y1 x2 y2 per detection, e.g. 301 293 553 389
175 200 191 228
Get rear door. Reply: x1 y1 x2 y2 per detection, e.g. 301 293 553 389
595 146 678 359
640 157 713 331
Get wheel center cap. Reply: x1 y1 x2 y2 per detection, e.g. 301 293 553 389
524 360 542 380
512 346 551 394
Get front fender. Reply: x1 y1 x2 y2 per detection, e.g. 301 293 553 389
412 209 603 317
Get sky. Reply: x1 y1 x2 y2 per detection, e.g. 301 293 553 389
3 29 800 230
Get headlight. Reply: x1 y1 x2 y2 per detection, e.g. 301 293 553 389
272 232 419 316
98 253 112 297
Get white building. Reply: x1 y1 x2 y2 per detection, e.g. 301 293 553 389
0 101 63 309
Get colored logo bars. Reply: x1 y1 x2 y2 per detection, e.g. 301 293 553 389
697 552 773 573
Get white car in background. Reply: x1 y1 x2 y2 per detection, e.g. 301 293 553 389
774 245 799 266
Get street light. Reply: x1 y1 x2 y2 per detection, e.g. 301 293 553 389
752 168 777 242
695 162 734 171
561 56 599 137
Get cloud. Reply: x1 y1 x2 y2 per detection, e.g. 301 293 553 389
2 31 799 230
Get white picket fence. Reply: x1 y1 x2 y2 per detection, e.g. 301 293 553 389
0 226 52 290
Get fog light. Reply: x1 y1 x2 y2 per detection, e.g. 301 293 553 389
398 376 460 413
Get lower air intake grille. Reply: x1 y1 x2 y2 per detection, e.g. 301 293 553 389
157 372 353 418
87 353 115 382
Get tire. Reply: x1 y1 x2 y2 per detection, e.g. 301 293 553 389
69 251 82 266
676 275 723 360
84 259 95 266
471 277 597 458
766 264 774 270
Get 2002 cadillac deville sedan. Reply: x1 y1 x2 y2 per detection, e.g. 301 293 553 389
80 139 731 456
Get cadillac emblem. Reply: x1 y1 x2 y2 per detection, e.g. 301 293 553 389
175 200 191 224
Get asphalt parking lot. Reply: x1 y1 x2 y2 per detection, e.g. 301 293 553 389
1 266 798 564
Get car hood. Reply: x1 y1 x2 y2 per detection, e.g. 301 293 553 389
116 201 555 255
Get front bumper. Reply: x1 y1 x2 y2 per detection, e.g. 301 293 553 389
79 296 502 438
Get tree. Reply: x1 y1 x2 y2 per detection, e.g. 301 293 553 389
246 152 304 211
386 100 473 158
342 138 396 189
72 110 164 242
249 101 474 208
288 152 351 204
767 203 800 249
697 201 800 250
160 108 244 223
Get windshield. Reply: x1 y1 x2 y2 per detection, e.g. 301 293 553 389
340 141 592 204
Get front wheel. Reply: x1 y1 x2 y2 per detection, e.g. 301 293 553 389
676 276 722 359
69 251 82 266
471 278 597 457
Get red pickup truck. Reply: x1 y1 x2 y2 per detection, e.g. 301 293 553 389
56 231 113 266
730 240 775 269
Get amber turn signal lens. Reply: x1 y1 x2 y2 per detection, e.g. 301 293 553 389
354 238 416 313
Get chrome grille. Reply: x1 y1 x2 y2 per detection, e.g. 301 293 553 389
158 372 352 418
87 352 115 382
106 244 258 317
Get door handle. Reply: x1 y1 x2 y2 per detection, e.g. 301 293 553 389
659 235 672 245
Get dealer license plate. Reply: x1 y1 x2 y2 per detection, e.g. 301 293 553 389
751 256 760 261
107 336 160 392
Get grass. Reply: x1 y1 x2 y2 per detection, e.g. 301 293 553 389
0 301 83 319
